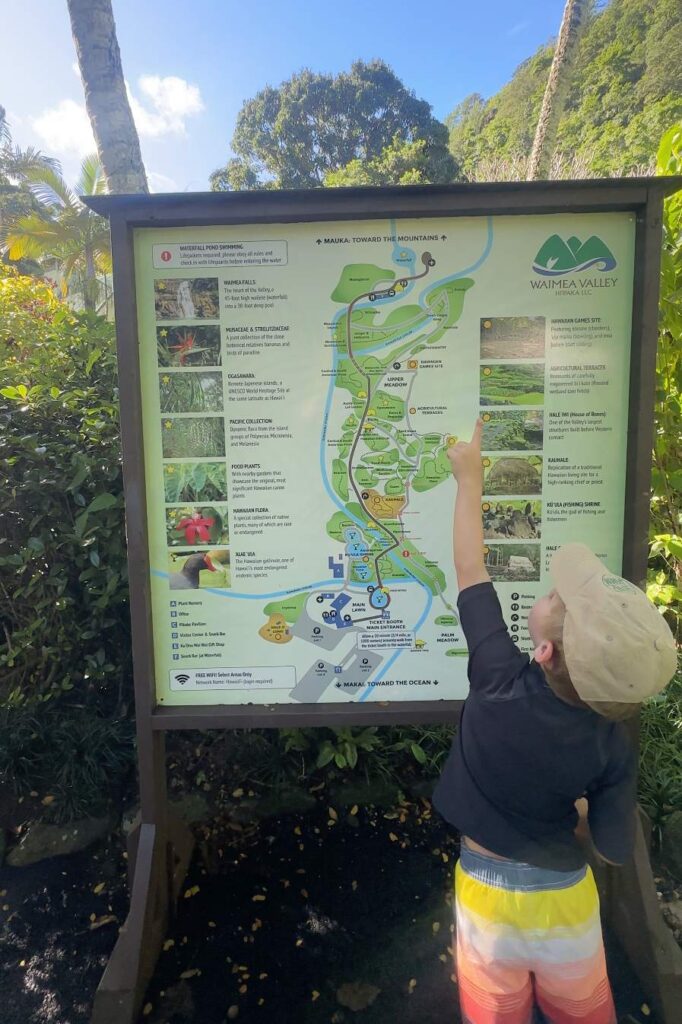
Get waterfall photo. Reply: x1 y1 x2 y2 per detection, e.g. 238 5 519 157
154 277 220 319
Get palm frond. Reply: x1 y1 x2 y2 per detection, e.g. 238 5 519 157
0 106 10 146
24 165 76 212
77 154 108 198
4 213 71 260
1 145 62 181
94 249 113 275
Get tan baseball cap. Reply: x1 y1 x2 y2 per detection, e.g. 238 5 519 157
550 543 677 705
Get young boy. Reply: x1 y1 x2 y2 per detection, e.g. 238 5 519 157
433 419 677 1024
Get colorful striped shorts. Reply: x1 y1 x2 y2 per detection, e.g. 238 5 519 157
454 845 617 1024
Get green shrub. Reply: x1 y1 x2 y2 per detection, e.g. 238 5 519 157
0 704 135 824
637 124 682 838
0 268 133 820
0 268 129 713
639 670 682 845
649 123 682 637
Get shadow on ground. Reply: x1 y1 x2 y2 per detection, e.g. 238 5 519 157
0 796 657 1024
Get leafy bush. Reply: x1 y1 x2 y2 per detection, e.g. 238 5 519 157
637 124 682 836
0 704 135 824
648 123 682 636
243 725 452 785
0 267 132 819
639 672 682 845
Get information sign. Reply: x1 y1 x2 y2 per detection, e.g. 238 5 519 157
132 212 635 707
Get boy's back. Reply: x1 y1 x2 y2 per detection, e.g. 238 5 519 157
434 581 636 871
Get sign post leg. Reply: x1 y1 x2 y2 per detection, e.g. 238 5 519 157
91 734 194 1024
600 816 682 1024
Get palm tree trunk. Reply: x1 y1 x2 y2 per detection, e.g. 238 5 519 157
84 242 96 311
526 0 593 181
67 0 148 194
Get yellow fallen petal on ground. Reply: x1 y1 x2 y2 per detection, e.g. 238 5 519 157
142 1003 153 1016
432 921 441 933
408 978 417 992
93 883 105 894
180 968 201 979
350 805 359 816
252 894 266 902
312 990 320 1001
328 807 338 820
89 915 118 930
163 939 175 951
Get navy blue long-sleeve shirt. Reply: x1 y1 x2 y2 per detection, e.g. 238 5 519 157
433 582 637 871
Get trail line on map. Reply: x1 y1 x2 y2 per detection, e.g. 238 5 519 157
345 251 434 589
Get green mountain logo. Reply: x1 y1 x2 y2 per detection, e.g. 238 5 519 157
532 234 617 276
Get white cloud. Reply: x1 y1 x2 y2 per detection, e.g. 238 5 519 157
507 21 529 37
31 99 95 157
128 75 204 138
71 60 81 77
147 170 179 193
30 75 203 163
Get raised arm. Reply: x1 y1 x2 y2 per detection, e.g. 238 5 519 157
447 419 490 591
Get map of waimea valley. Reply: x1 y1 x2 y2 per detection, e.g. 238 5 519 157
259 242 475 703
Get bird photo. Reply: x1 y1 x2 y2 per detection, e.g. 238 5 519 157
167 549 230 589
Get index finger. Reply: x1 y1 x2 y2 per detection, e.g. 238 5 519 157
471 417 483 445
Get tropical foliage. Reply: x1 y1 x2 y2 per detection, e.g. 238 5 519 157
0 105 60 275
0 266 132 820
211 60 456 190
648 124 682 632
448 0 682 179
4 154 111 311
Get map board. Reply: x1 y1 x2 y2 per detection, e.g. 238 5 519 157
128 208 636 708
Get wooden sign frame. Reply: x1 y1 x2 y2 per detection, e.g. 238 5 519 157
85 178 682 1024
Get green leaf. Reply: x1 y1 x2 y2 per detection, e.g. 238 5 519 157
85 348 102 376
87 493 117 513
316 743 336 768
344 743 358 769
410 742 427 765
67 465 89 491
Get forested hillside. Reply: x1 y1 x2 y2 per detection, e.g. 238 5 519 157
448 0 682 177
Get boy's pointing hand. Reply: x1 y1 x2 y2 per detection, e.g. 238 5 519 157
446 418 483 484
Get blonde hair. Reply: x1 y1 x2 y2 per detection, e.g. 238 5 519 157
541 596 640 720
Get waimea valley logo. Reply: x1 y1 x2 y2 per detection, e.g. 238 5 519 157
532 234 617 276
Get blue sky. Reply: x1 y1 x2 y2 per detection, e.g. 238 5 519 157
0 0 568 191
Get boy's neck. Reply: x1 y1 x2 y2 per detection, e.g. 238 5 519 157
541 666 586 709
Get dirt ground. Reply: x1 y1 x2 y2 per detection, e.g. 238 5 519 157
0 792 660 1024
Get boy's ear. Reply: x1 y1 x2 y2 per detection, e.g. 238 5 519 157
533 639 555 666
